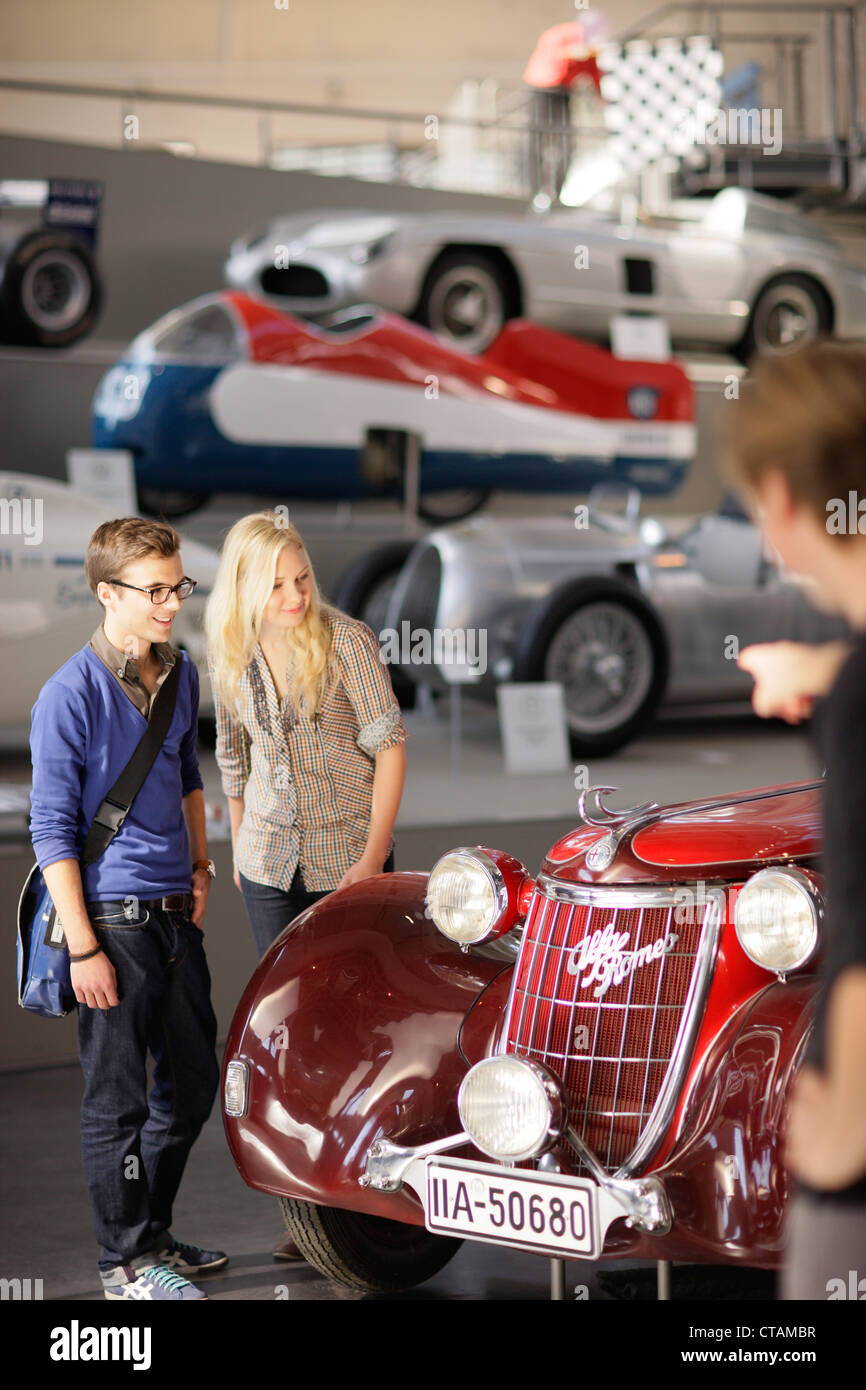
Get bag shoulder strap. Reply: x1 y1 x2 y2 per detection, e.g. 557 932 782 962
80 655 183 867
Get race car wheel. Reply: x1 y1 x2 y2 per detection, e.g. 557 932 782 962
333 540 415 629
277 1198 461 1293
738 274 832 362
362 430 491 521
0 231 101 347
418 489 490 523
511 576 669 755
333 540 417 708
136 485 210 519
415 249 519 353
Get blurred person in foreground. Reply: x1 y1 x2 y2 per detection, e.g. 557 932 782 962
724 341 866 1298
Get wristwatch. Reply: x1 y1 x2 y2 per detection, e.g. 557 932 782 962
193 858 217 880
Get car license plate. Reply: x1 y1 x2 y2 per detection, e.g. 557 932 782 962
425 1156 599 1259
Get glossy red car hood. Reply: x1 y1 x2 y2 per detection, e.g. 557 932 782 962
632 783 822 867
543 781 823 881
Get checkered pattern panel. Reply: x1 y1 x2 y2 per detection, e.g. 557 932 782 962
597 35 724 171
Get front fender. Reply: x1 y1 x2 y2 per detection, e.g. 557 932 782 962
222 872 503 1224
603 978 816 1264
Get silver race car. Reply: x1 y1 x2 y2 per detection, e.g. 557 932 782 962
335 492 850 755
225 188 866 360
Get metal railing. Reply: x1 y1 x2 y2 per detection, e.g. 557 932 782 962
613 3 863 155
0 1 864 200
0 74 609 200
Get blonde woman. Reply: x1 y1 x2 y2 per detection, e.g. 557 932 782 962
206 512 407 959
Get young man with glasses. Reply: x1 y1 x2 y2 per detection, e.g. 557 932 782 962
29 518 227 1300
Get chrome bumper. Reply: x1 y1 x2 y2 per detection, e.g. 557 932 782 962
360 1132 671 1240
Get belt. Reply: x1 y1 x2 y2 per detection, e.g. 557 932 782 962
86 893 194 915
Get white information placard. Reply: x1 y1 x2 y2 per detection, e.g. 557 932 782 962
610 315 671 361
66 448 138 514
496 682 570 775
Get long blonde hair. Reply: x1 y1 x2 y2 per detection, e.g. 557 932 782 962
205 512 336 719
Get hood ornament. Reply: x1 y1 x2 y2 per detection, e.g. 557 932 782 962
578 786 659 827
577 786 661 872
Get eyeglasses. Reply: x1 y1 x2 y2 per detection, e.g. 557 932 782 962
107 577 197 604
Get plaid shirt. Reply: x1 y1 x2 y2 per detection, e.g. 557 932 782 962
214 614 407 891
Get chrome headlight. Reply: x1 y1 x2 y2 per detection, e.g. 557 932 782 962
734 867 821 973
224 1060 249 1117
458 1056 565 1162
426 849 507 945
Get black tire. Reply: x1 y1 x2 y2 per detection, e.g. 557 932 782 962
361 430 491 522
511 575 669 755
137 484 210 519
0 231 101 347
278 1197 461 1293
415 249 519 353
334 541 417 709
738 273 832 363
333 540 416 627
418 489 491 524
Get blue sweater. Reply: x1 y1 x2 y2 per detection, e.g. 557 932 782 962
29 644 204 899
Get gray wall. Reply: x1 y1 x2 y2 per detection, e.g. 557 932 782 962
0 132 523 343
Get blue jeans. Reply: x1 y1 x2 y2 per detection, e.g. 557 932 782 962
77 900 219 1278
240 850 395 959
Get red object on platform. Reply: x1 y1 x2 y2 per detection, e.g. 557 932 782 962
523 21 603 93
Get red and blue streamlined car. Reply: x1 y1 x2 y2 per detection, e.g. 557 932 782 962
91 291 694 521
222 779 822 1293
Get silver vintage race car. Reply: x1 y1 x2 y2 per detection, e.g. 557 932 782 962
224 188 866 359
336 493 850 755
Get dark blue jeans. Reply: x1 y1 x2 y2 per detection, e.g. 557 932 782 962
240 851 395 959
77 900 219 1278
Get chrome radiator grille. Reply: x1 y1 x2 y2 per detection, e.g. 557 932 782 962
505 882 717 1176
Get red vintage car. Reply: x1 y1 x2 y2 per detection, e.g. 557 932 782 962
221 778 823 1294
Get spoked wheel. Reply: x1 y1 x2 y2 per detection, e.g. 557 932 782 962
415 250 517 354
277 1197 461 1293
739 274 832 362
512 577 669 755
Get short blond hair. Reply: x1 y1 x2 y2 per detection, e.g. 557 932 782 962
85 518 181 597
722 340 866 532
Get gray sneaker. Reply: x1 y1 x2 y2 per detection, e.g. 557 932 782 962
103 1263 207 1300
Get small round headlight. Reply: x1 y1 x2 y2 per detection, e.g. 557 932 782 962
458 1056 564 1162
426 850 506 945
734 867 820 973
